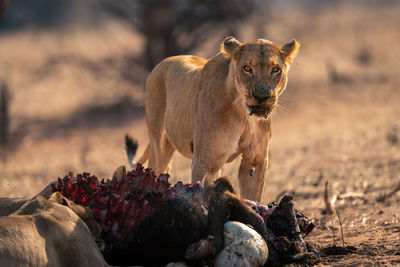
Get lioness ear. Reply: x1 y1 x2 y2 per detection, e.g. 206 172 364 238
221 36 243 59
49 192 71 208
280 39 300 66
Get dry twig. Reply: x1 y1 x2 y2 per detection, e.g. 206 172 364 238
337 192 367 202
376 182 400 202
324 181 335 215
335 209 345 247
330 216 336 246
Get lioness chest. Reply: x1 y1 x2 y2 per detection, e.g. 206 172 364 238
156 56 269 162
161 56 207 158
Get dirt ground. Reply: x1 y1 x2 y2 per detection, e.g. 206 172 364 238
1 1 399 266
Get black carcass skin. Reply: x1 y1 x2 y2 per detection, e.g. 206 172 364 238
104 196 206 266
103 176 269 266
52 164 315 266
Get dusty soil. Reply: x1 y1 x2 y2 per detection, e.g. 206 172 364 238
1 1 399 266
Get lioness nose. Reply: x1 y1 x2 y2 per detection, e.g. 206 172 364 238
253 84 271 101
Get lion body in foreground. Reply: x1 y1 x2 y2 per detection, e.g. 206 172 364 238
140 36 299 201
0 191 106 267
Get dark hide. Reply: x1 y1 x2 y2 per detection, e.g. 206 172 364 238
103 177 267 266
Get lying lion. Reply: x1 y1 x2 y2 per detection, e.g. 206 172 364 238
0 190 107 267
0 168 313 266
135 36 300 201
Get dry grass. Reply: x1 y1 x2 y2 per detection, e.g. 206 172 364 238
1 1 399 201
0 2 398 195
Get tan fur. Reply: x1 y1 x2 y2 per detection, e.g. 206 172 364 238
0 192 107 266
0 183 57 217
0 198 27 217
141 37 299 201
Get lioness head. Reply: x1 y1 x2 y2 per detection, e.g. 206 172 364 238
221 36 300 119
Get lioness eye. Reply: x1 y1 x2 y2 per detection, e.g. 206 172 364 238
243 65 253 74
271 66 281 74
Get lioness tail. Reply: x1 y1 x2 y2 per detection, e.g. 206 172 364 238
125 134 150 168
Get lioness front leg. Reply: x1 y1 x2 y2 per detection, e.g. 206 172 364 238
191 154 228 186
238 155 269 202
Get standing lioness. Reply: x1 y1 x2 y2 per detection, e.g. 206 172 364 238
139 36 299 202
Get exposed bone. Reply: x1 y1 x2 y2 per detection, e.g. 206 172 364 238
185 236 216 261
214 221 268 267
166 262 188 267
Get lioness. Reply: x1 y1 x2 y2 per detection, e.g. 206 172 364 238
138 36 299 201
0 192 107 266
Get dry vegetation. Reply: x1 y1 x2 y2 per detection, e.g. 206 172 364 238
1 1 400 265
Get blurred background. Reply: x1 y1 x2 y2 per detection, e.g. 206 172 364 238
0 0 399 204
